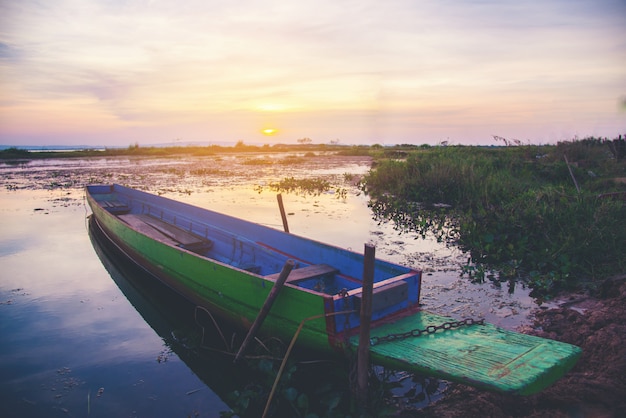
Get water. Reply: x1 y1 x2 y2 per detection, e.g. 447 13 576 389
0 154 537 416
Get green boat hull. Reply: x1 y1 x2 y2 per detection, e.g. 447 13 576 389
90 203 334 353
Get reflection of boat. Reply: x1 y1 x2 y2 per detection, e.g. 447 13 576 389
86 184 581 395
88 216 237 407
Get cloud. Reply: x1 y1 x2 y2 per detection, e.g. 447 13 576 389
0 42 21 60
1 0 625 145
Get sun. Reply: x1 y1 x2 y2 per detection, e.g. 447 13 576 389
261 128 278 136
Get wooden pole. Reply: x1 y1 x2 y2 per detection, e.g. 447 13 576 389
234 259 294 362
357 244 375 408
277 194 290 233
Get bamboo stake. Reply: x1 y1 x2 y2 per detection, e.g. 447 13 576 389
262 309 356 418
564 154 580 194
234 259 294 362
277 193 290 233
357 244 376 408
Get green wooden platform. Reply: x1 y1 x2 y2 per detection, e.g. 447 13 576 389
351 311 581 395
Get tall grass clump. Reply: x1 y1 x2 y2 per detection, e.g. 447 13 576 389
363 138 626 296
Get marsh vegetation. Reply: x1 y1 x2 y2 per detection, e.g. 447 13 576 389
362 137 626 296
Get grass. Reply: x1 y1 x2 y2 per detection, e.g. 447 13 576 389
250 176 349 199
362 137 626 296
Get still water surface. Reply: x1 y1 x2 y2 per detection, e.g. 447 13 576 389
0 154 536 416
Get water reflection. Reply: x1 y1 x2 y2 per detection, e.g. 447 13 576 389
88 216 238 413
0 188 230 417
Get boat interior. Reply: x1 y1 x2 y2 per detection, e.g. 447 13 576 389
96 195 367 296
89 184 421 331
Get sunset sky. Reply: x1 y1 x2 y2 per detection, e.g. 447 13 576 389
1 0 625 147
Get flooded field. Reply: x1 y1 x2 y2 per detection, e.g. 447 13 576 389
0 152 538 416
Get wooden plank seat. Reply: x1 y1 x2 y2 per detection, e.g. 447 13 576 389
267 264 338 283
101 200 130 214
118 214 213 252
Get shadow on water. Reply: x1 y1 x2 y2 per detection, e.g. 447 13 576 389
88 216 446 417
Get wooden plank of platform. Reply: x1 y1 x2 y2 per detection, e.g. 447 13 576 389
352 311 582 395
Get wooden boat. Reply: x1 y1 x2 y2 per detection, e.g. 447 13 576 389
86 184 581 395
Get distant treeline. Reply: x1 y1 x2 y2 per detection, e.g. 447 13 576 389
0 141 387 159
2 135 624 161
0 142 348 159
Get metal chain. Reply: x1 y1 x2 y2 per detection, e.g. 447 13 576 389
370 317 485 346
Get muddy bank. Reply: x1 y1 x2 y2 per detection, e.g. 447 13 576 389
418 277 626 418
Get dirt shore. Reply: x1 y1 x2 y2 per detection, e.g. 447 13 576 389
419 277 626 418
